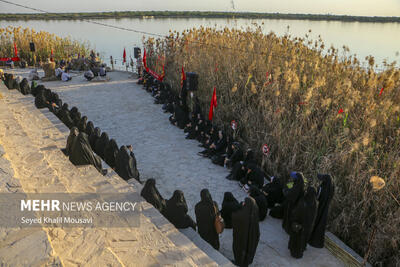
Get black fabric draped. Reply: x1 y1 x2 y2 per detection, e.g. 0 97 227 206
282 173 305 234
85 121 94 137
19 78 30 95
308 174 335 248
262 176 284 208
164 190 196 230
288 195 307 258
303 187 317 251
77 116 87 133
195 189 219 250
59 104 74 129
95 132 109 159
104 138 119 169
66 127 78 156
140 178 166 213
220 192 241 229
249 187 268 221
34 90 48 109
72 112 81 127
69 132 102 172
89 127 101 151
115 146 140 181
31 84 45 97
244 163 265 189
232 197 260 267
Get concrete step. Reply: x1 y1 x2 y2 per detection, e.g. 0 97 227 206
0 83 225 266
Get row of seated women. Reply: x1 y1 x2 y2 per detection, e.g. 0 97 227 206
138 72 335 262
2 73 141 182
141 180 260 267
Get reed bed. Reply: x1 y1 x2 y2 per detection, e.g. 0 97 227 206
144 26 400 266
0 26 90 64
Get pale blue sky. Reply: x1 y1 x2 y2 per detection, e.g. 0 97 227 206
0 0 399 16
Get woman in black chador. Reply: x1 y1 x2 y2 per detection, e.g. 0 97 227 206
282 172 305 234
85 121 95 137
249 186 268 221
220 192 241 229
164 190 196 230
288 186 317 258
232 197 260 267
95 132 109 159
68 132 102 172
34 89 49 109
59 103 74 129
115 145 140 181
308 174 335 248
77 116 88 133
140 178 166 213
195 189 220 250
89 127 101 150
103 138 119 169
66 127 79 156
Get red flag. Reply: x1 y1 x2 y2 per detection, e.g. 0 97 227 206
123 48 127 64
14 42 18 57
50 48 54 62
181 66 186 87
338 108 344 114
143 49 147 70
208 87 217 121
379 87 384 96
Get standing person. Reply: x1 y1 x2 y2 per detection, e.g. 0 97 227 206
232 197 260 267
195 189 220 250
141 178 166 213
164 190 196 230
308 174 335 248
136 52 143 77
282 172 305 234
303 187 317 251
220 192 241 229
249 187 268 221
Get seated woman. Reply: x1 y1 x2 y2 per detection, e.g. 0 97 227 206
84 70 94 81
85 121 95 137
262 176 284 208
77 116 88 133
115 145 140 182
59 103 75 129
103 138 119 169
61 69 72 82
164 190 196 230
226 149 255 181
199 130 227 158
224 142 243 169
19 78 31 95
89 127 101 151
34 89 50 109
72 111 82 128
240 163 265 190
95 132 109 159
220 192 241 229
140 178 166 213
65 127 79 156
249 186 268 221
195 189 220 250
69 132 102 172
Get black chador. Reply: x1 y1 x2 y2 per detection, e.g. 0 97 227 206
282 172 305 234
140 178 166 213
232 197 260 267
249 186 268 221
89 127 101 150
115 146 140 181
103 138 119 169
308 174 335 248
195 189 220 250
164 190 196 230
95 132 109 159
69 132 102 172
220 192 241 229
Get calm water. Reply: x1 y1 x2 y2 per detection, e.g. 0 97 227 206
1 18 399 69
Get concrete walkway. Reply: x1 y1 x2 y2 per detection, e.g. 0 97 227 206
9 69 344 266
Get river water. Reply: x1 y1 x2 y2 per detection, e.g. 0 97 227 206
1 18 399 69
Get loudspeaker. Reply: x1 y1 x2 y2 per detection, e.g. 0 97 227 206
186 72 198 91
29 42 35 52
134 47 141 59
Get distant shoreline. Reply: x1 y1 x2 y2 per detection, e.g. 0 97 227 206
1 11 400 23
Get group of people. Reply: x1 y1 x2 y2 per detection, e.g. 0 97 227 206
2 73 140 183
141 181 260 267
137 71 336 264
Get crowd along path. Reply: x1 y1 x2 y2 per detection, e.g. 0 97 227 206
12 69 343 267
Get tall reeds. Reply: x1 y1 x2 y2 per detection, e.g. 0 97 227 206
144 26 400 266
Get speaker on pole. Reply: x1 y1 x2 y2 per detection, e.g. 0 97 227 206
186 72 198 91
134 47 141 59
29 42 35 52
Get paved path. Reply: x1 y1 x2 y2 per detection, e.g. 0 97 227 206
12 69 343 267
